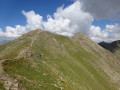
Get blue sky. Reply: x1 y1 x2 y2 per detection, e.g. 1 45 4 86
0 0 72 30
0 0 120 42
93 19 120 30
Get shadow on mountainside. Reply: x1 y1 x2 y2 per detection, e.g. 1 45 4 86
99 40 120 53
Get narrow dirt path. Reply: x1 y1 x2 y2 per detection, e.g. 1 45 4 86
0 59 26 90
31 40 33 47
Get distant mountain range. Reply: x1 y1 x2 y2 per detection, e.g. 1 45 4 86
99 40 120 59
0 29 120 90
0 40 10 46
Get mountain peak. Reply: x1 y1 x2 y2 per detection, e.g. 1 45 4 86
0 30 120 90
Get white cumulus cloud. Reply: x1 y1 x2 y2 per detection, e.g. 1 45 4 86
22 10 43 30
0 10 43 38
0 1 120 43
0 28 4 36
89 24 120 42
0 1 93 38
43 1 93 36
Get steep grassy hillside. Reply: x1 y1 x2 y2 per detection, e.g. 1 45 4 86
0 29 120 90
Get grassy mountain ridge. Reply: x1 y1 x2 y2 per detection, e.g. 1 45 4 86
0 29 120 90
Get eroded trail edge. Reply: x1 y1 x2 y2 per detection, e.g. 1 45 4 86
0 59 26 90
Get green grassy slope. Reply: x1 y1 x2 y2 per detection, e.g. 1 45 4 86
0 80 5 90
115 48 120 59
0 29 120 90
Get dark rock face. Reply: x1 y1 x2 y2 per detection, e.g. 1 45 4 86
99 40 120 53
